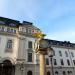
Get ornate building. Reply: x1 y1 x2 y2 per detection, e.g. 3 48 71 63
0 17 40 75
0 17 75 75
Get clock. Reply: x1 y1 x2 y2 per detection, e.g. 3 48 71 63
39 39 49 48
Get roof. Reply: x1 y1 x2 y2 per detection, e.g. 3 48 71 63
0 16 21 27
0 16 41 32
44 39 75 48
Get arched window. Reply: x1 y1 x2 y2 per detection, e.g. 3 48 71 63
47 71 50 75
63 71 66 75
27 71 32 75
55 71 58 75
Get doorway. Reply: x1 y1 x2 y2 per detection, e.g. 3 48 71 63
0 60 15 75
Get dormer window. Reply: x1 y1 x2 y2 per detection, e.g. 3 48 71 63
9 23 16 27
7 27 16 33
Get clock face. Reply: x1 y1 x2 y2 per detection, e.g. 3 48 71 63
39 40 49 48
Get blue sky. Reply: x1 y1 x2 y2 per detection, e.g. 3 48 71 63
0 0 75 42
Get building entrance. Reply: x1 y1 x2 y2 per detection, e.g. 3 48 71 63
0 60 15 75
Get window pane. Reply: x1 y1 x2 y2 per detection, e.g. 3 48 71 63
7 40 12 49
73 60 75 65
54 59 57 65
59 51 62 56
28 41 32 48
55 71 58 74
67 59 70 66
71 52 74 57
65 51 68 57
28 53 32 62
60 59 64 65
46 58 49 65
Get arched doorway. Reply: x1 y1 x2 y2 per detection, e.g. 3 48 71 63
0 60 15 75
47 71 51 75
27 71 32 75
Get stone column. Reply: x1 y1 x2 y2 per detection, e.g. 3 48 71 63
39 51 46 75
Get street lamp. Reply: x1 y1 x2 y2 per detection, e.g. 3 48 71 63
37 39 50 75
47 47 54 75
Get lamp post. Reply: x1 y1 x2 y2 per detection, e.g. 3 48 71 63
38 39 49 75
32 32 49 75
47 47 54 75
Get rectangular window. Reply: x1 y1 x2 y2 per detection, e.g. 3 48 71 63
71 52 74 57
60 59 64 65
73 60 75 65
28 28 32 34
5 39 13 52
65 51 68 57
7 40 13 49
54 59 57 65
67 59 70 66
59 51 62 56
53 50 55 56
28 41 32 49
28 53 32 62
46 58 49 65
